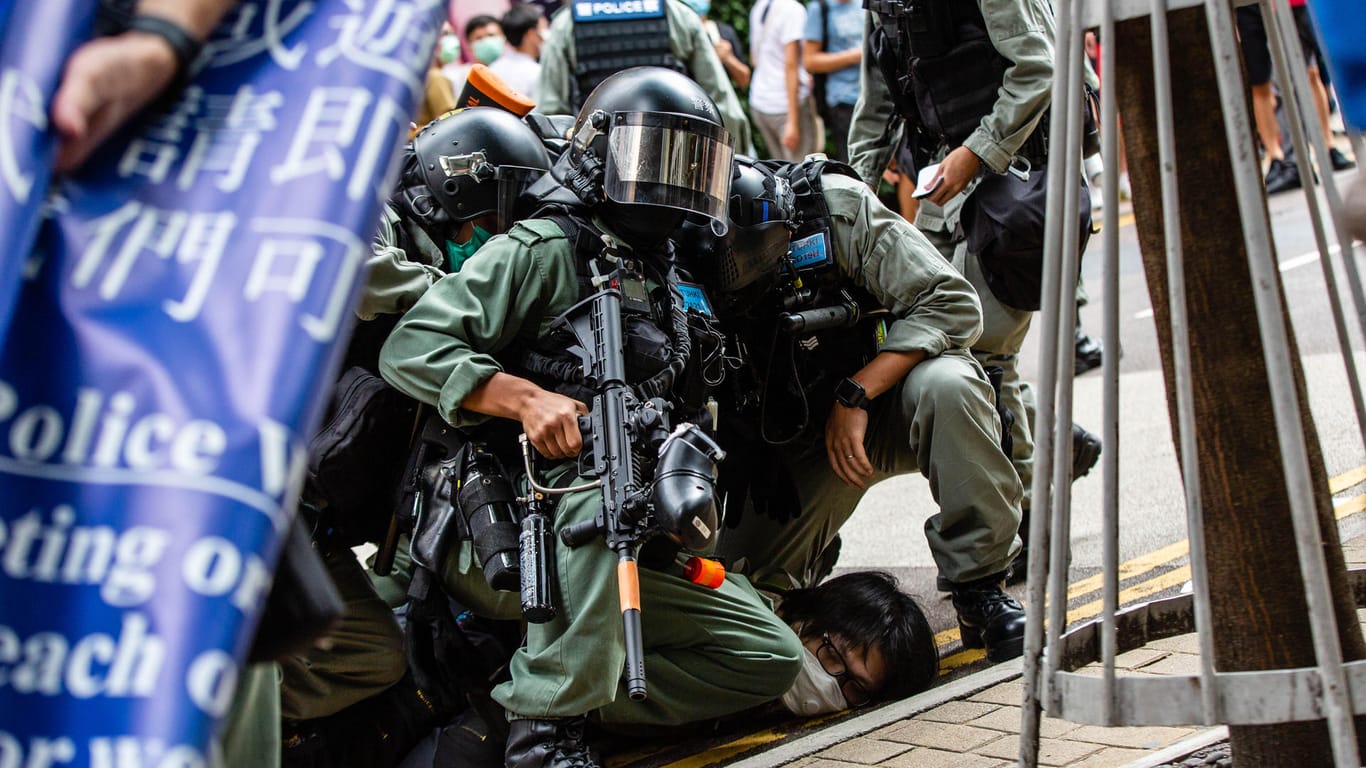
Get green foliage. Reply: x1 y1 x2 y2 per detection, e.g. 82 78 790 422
710 0 752 47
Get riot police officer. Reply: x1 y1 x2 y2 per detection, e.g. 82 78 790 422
847 0 1100 583
695 156 1028 663
278 107 553 766
378 68 803 768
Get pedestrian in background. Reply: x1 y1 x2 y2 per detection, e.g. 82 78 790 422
750 0 823 160
802 0 862 162
490 3 548 100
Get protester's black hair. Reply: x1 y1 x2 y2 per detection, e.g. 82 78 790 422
500 4 545 48
465 15 502 39
779 571 938 701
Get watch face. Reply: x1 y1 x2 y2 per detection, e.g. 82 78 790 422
835 377 865 407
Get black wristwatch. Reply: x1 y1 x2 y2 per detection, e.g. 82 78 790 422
834 377 871 410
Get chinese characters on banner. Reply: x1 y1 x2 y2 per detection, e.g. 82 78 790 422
0 0 442 763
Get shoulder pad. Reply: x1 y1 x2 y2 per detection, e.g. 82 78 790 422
507 219 571 247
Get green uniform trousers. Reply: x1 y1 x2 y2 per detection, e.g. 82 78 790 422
717 349 1023 591
917 193 1036 511
278 545 408 721
216 663 281 768
449 466 804 726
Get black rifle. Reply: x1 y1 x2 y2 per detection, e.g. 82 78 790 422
555 270 725 702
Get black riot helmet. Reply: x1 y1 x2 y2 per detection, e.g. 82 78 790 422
400 107 551 232
681 157 795 309
564 67 736 240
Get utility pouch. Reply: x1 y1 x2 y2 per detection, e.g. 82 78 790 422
411 455 466 573
248 514 344 663
963 164 1093 311
405 415 472 573
904 0 954 57
870 25 921 121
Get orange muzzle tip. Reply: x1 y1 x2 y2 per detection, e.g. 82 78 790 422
683 556 726 589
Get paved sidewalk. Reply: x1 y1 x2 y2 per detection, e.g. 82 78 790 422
724 531 1366 768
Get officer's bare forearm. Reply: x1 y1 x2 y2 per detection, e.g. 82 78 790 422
850 350 927 400
465 372 587 459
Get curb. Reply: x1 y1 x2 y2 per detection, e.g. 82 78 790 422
1120 727 1228 768
724 658 1025 767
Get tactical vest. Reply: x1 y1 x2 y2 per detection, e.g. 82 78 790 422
501 212 724 417
734 159 881 446
569 0 687 111
864 0 1009 148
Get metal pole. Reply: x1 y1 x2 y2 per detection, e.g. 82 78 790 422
1097 0 1121 730
1045 0 1088 711
1150 0 1219 725
1020 0 1077 761
1203 0 1358 762
1259 0 1366 450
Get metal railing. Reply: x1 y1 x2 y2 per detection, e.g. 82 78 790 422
1019 0 1366 764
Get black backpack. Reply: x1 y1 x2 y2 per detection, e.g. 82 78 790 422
307 366 421 546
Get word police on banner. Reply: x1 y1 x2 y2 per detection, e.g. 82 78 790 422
0 0 442 765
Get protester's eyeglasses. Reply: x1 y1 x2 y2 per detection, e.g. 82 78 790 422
816 632 873 708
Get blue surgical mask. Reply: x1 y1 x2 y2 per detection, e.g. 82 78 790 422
472 35 504 65
682 0 710 15
445 225 492 273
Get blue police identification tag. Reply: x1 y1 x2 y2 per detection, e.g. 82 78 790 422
677 282 715 316
572 0 665 22
790 230 832 270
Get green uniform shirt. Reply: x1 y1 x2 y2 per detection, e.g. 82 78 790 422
537 0 755 155
378 218 583 426
355 205 447 321
820 171 983 354
847 0 1056 182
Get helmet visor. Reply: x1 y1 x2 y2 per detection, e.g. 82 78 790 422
603 112 735 231
494 164 547 231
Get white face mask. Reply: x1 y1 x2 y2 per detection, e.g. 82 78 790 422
780 647 848 716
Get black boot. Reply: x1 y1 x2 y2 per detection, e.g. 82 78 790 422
504 717 601 768
951 574 1026 663
1074 326 1103 376
1072 424 1102 479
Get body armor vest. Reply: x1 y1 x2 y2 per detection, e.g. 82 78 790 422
502 211 724 416
864 0 1008 147
569 1 687 112
734 160 880 446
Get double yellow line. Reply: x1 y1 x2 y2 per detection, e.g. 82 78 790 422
940 463 1366 670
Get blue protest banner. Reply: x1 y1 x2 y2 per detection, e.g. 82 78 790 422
0 0 97 343
0 1 442 763
1307 0 1366 129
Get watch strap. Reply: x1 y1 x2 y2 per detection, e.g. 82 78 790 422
835 377 870 410
126 14 202 75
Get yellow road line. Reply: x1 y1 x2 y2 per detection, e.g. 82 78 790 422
938 647 987 673
618 732 784 768
1336 493 1366 518
932 538 1193 649
1331 464 1366 495
936 461 1366 646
